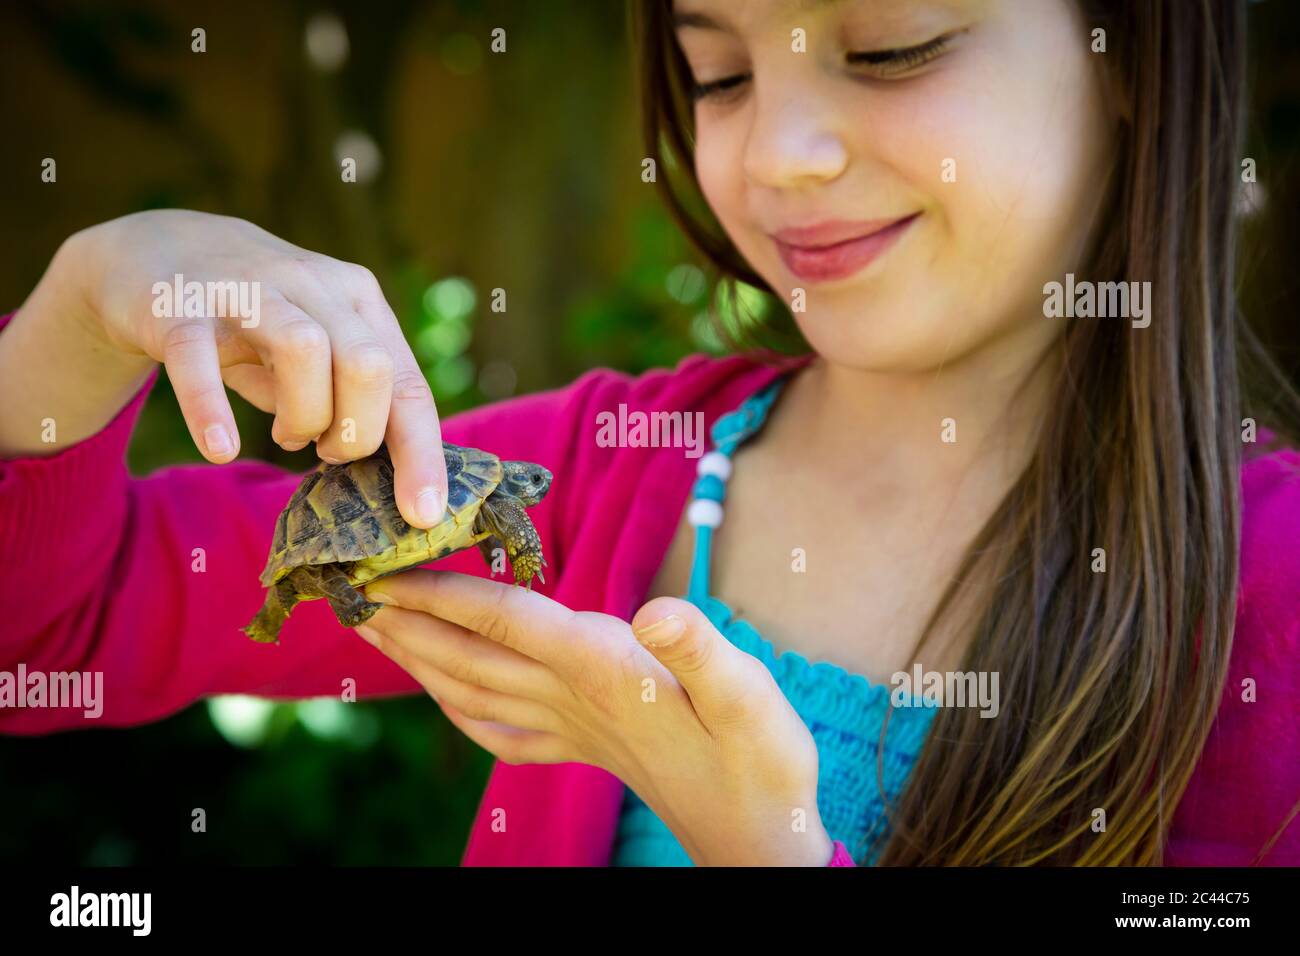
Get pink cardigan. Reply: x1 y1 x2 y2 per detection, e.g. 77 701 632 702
2 315 1298 865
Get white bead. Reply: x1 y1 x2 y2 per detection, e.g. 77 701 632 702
687 499 724 529
696 451 733 481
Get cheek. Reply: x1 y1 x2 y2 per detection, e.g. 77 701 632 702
890 15 1112 306
694 117 746 228
830 19 1112 371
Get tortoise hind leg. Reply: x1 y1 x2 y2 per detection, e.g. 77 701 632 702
476 532 507 577
310 564 384 629
243 576 302 644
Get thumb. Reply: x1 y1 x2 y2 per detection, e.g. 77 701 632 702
631 596 759 714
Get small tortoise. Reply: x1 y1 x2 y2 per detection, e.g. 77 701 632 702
243 441 552 644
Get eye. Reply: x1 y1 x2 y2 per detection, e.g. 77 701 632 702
847 34 953 77
689 31 955 102
690 72 750 103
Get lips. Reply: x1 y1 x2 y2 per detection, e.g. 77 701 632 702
772 213 919 283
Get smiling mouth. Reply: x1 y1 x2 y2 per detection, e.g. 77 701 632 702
773 213 920 283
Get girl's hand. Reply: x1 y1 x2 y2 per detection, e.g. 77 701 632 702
3 209 447 528
356 570 836 867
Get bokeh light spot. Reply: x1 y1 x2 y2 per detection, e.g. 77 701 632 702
666 264 706 304
478 359 517 399
333 129 383 183
422 277 477 321
430 356 475 396
296 698 380 747
207 695 276 749
304 12 350 72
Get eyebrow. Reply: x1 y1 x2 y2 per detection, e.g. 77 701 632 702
673 0 850 32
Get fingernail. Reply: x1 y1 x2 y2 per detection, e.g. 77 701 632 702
355 624 380 647
367 589 396 607
633 614 685 647
414 487 444 526
204 424 234 458
280 438 308 452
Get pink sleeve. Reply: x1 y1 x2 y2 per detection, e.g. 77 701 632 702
1166 445 1300 865
0 311 625 734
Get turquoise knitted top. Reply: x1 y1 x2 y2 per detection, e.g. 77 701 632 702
609 373 939 866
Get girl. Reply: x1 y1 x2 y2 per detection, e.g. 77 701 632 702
1 0 1298 866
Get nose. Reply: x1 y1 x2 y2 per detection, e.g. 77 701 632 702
742 76 850 190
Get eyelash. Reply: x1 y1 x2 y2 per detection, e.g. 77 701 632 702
689 34 952 102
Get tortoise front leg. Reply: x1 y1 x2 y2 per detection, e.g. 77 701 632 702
308 564 384 628
481 497 547 588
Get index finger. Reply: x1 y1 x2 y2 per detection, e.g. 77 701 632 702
385 360 447 528
356 298 448 529
365 570 585 662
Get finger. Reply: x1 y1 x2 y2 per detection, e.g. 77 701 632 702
290 292 393 462
364 604 565 701
364 570 598 664
384 365 445 528
221 364 276 413
350 292 448 529
437 702 578 767
360 620 561 733
236 296 334 450
159 318 240 463
631 596 767 720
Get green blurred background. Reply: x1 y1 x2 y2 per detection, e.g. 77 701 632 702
0 0 1297 864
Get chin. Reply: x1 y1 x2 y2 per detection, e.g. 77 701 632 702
791 304 939 374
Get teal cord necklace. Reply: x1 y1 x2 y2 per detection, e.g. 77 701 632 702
685 375 787 604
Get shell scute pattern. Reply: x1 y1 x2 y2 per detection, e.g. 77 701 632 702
244 439 551 645
260 443 502 587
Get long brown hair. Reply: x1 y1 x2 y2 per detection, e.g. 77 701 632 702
630 0 1300 864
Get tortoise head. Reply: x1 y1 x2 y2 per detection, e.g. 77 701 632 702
499 460 553 506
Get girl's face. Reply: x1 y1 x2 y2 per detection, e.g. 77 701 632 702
675 0 1115 374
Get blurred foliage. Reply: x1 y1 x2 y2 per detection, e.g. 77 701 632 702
0 0 1297 866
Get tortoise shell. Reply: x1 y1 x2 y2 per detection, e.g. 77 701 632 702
259 441 502 588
